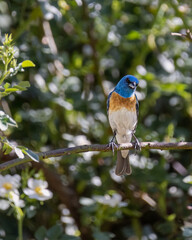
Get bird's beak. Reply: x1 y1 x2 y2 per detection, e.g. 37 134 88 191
128 82 137 89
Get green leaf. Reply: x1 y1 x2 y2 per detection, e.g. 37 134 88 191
2 142 12 155
60 236 81 240
126 30 141 40
24 149 39 162
166 213 176 222
35 226 47 240
4 87 21 93
15 147 25 158
1 81 30 96
21 60 35 68
123 208 142 217
47 224 63 239
4 83 10 89
17 81 31 89
18 81 31 88
0 119 8 131
0 110 17 131
13 81 31 91
93 231 114 240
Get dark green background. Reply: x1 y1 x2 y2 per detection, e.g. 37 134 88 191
1 0 192 239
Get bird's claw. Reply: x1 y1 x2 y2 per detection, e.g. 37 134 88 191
107 131 117 155
108 141 118 155
132 132 141 154
133 138 141 154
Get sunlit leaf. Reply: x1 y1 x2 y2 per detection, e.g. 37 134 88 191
0 110 17 131
24 149 39 162
4 83 10 89
15 147 25 158
2 142 12 155
13 81 31 91
183 176 192 184
4 87 21 92
21 60 35 68
167 213 176 221
126 31 141 40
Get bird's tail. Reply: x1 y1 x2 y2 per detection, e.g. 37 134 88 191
115 151 132 176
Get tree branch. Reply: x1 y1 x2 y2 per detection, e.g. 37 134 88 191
171 29 192 42
1 142 192 172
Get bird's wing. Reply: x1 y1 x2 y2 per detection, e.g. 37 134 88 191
107 90 113 113
135 94 139 119
134 94 139 131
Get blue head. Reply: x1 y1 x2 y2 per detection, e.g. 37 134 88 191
114 75 139 98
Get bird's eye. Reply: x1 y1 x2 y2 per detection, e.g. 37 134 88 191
126 77 131 84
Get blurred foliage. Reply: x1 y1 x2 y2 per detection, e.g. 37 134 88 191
1 0 192 239
0 33 38 162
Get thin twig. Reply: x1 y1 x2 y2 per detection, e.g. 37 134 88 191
42 20 64 75
171 29 192 42
1 142 192 172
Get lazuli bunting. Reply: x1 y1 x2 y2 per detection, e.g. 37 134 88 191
107 75 140 176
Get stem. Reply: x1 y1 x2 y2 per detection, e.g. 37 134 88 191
0 63 9 85
18 216 23 240
14 207 24 240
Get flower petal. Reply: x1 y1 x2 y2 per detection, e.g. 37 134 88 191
0 200 10 210
23 188 35 196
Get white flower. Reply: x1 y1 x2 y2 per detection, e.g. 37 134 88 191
93 193 124 207
65 225 79 236
79 197 95 206
8 191 25 208
0 174 21 197
0 200 10 210
23 178 53 201
61 216 75 224
91 176 102 186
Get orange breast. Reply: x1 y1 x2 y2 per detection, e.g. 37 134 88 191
109 91 136 112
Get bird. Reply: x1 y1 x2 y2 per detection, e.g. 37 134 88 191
107 75 140 176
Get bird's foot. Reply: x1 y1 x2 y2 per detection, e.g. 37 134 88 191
132 132 141 154
108 130 118 155
108 141 118 155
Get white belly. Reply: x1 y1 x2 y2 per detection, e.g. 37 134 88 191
108 108 137 157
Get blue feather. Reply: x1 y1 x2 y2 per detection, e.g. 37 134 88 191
107 75 139 112
114 75 139 98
